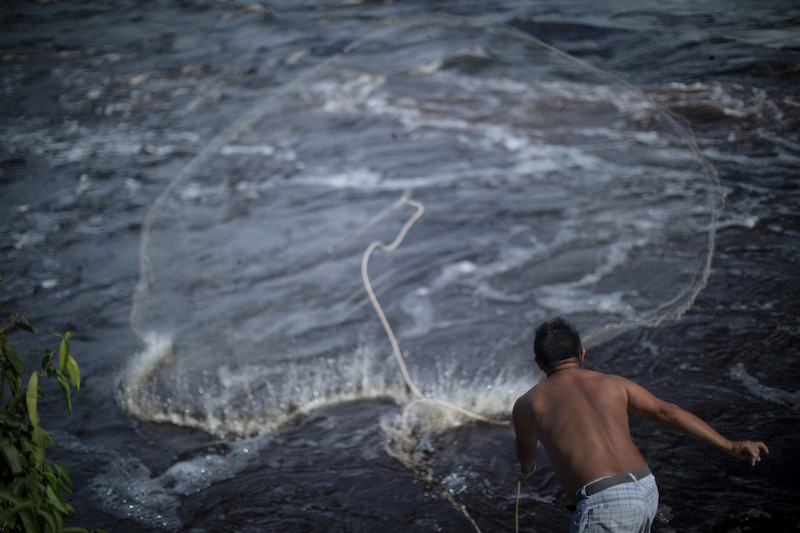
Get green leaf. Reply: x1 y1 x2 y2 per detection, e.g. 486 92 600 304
0 510 17 531
9 477 26 497
53 463 72 488
43 462 57 485
27 480 46 498
14 315 37 335
66 356 80 391
0 434 23 474
40 504 59 533
59 336 69 371
26 372 40 427
46 485 70 514
18 507 41 533
4 503 38 533
55 506 67 529
56 475 73 494
3 343 25 376
56 373 72 414
0 410 26 429
0 488 23 505
7 396 26 421
38 507 58 533
31 425 52 465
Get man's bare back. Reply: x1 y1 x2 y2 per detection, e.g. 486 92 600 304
514 360 648 500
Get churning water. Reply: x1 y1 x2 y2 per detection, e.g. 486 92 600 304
2 1 798 531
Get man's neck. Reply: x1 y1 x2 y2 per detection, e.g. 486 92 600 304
546 360 580 377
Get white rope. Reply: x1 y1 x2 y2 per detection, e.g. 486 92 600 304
360 193 510 427
360 192 426 400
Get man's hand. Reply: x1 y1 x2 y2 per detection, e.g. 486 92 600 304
517 464 535 482
730 440 769 466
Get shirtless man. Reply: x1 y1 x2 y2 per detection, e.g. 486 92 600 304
513 317 768 532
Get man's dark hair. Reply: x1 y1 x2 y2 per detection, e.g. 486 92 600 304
533 317 582 369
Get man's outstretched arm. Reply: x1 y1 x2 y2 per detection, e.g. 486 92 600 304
624 378 769 466
513 395 538 481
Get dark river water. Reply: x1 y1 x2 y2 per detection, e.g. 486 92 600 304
2 1 799 531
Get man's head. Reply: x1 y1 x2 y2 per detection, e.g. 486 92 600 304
533 317 583 370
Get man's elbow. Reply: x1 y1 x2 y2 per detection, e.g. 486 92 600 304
657 402 685 427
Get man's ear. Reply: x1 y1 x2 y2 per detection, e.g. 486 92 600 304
579 347 586 365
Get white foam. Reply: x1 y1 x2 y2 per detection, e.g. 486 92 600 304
511 141 604 177
284 48 310 66
116 332 174 412
13 231 45 250
715 215 759 230
442 472 468 495
310 73 387 114
379 368 530 472
91 434 267 531
404 369 526 432
296 168 383 188
301 70 627 181
659 82 780 122
92 457 183 530
176 182 228 200
537 286 635 317
117 338 412 437
220 144 276 157
411 59 443 75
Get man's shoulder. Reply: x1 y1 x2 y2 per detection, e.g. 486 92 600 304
513 384 542 411
579 368 628 383
515 379 555 412
577 370 639 400
514 386 535 405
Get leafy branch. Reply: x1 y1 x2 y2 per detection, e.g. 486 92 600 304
1 309 99 533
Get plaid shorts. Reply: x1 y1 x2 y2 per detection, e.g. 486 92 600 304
570 472 659 532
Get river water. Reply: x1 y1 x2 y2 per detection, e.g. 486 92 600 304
1 1 798 531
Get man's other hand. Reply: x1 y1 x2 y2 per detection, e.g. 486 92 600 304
730 440 769 466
